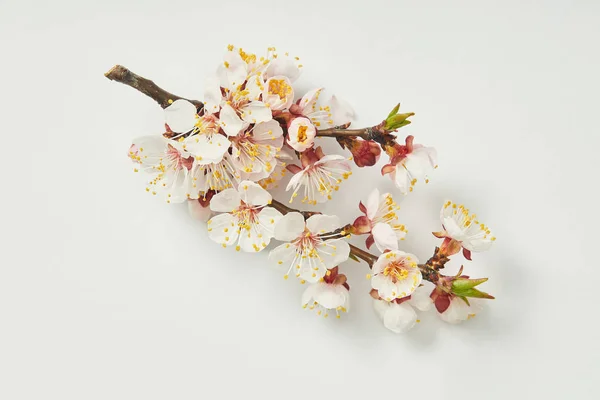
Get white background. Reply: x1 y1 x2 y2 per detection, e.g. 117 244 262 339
1 0 598 398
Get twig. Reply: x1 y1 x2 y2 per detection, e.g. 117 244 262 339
105 66 438 282
104 65 204 110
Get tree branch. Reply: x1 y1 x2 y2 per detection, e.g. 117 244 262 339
104 67 439 283
104 65 204 110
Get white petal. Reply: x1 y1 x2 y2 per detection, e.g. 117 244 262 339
245 74 265 101
306 214 341 234
219 104 245 136
188 199 212 222
240 101 272 124
383 302 417 333
313 283 349 310
184 134 229 164
209 188 241 212
203 75 222 115
266 58 301 82
329 95 355 126
239 180 271 207
299 88 323 112
207 213 239 246
393 165 410 195
238 222 265 252
372 223 399 252
269 242 298 268
287 117 316 152
164 99 198 133
301 284 318 306
365 188 380 220
252 119 284 143
274 212 306 241
256 207 283 240
217 51 247 91
409 285 433 312
330 239 350 266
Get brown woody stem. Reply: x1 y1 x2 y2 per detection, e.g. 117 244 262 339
104 65 204 110
316 128 372 140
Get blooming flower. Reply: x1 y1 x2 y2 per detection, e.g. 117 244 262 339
286 147 352 205
230 119 284 180
207 181 282 252
381 135 437 195
371 284 433 333
438 297 483 324
269 212 350 282
263 75 295 111
352 189 407 252
287 117 316 151
371 250 422 301
189 152 240 193
434 201 495 260
258 148 293 189
301 267 350 318
128 135 196 202
164 98 231 165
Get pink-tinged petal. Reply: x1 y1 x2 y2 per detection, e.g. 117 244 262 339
352 215 372 235
301 284 318 306
207 213 239 246
274 212 306 241
372 223 399 252
306 214 341 234
188 199 212 222
365 234 375 249
287 117 316 152
240 101 272 124
209 188 241 212
371 275 398 300
219 104 245 136
203 76 222 114
329 95 355 126
239 181 271 207
381 164 396 176
164 99 197 133
365 188 380 220
298 88 323 112
263 76 294 110
266 58 301 82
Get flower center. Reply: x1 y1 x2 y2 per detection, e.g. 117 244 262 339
383 261 409 283
233 203 259 230
297 125 308 143
167 145 193 170
268 79 292 100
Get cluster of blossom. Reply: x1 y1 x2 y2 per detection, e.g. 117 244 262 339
120 45 496 333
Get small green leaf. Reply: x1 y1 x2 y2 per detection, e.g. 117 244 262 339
454 287 495 299
387 103 401 119
452 277 488 292
348 253 360 263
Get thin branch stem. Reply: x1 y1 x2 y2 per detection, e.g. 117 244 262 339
316 128 372 140
104 65 204 110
